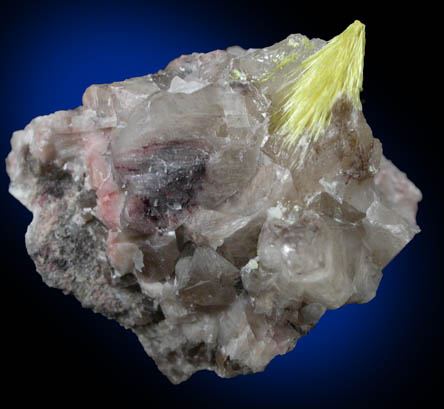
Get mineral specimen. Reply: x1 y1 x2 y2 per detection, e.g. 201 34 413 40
6 21 421 384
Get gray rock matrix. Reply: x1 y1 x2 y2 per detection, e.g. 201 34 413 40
6 33 421 383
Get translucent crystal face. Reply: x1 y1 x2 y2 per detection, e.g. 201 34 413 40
114 141 208 232
6 31 421 384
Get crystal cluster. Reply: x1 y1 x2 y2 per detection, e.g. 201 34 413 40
6 28 421 384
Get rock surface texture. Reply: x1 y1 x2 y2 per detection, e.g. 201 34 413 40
6 28 421 384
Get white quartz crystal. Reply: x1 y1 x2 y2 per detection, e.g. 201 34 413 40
6 32 421 384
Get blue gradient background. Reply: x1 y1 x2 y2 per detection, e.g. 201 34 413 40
1 1 440 407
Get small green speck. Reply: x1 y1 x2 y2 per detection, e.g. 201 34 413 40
302 37 314 50
231 69 246 80
288 38 299 48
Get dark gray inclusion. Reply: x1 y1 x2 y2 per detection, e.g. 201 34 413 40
117 142 207 230
141 144 207 223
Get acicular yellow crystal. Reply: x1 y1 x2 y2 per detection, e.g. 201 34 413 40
270 20 366 148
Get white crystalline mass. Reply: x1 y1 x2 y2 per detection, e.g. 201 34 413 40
6 33 421 384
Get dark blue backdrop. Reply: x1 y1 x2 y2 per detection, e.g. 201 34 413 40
1 1 440 407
